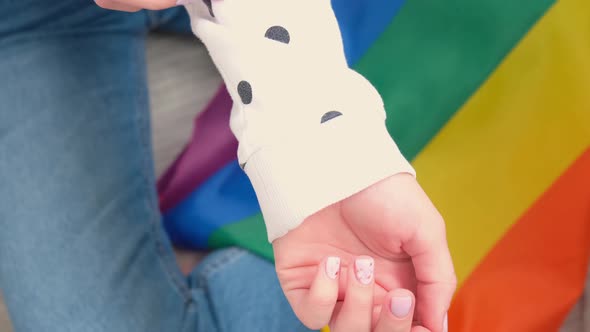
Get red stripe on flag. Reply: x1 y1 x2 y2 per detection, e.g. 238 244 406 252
450 148 590 331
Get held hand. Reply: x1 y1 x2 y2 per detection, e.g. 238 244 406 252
274 173 456 332
94 0 180 12
286 254 431 332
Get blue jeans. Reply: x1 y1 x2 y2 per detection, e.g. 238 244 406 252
0 1 311 331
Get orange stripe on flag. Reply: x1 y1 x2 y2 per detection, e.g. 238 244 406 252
450 148 590 332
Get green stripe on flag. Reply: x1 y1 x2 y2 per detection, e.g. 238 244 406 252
208 214 274 261
356 0 555 159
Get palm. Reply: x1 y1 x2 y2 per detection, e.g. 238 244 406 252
273 174 455 330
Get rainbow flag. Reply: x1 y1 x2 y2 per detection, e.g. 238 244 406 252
157 0 590 330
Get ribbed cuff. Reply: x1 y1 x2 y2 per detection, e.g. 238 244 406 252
244 119 415 242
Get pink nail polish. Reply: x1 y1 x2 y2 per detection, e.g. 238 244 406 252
443 313 448 332
354 257 374 285
325 257 340 279
390 296 412 318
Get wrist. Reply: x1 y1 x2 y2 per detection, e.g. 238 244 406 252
245 117 415 242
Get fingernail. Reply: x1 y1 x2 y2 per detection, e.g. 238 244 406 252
354 257 374 285
443 313 448 332
176 0 192 5
390 296 412 318
325 257 340 279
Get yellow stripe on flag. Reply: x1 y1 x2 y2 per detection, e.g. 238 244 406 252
412 0 590 285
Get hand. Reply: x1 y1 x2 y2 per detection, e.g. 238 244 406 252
297 254 430 332
94 0 178 12
273 173 455 331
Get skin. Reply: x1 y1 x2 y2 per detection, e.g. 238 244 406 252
96 2 457 331
275 174 455 331
94 0 176 12
289 255 434 332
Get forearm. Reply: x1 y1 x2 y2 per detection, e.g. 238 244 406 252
183 0 415 241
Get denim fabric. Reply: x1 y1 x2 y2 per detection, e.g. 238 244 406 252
0 2 311 331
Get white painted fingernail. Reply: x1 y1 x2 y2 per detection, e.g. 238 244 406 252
325 257 340 279
443 313 448 332
390 295 412 318
354 257 374 285
176 0 192 5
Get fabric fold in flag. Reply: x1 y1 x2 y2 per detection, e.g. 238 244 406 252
157 85 237 213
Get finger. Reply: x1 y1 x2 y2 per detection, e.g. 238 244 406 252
330 256 375 332
95 0 177 10
405 213 456 332
107 0 177 10
292 257 340 329
94 0 142 12
374 288 415 332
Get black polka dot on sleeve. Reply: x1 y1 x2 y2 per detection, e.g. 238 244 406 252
238 81 253 105
264 26 290 44
202 0 214 17
321 111 343 124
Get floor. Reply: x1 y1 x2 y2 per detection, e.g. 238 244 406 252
0 33 588 332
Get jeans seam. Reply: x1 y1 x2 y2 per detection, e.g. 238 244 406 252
191 248 247 332
195 248 247 284
130 37 193 308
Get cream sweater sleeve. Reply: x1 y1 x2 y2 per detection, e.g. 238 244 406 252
183 0 415 242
